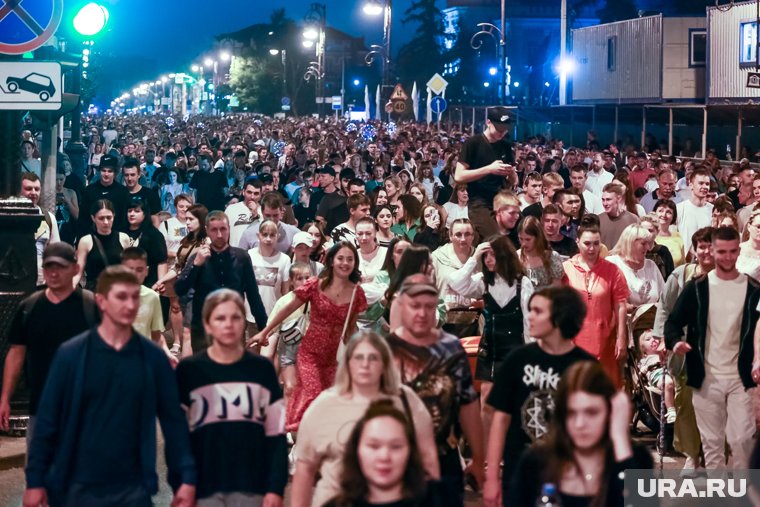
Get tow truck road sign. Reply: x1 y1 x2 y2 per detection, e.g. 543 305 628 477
0 0 63 55
0 61 62 110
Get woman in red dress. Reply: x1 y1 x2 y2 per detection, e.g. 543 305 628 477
563 220 629 387
254 241 367 431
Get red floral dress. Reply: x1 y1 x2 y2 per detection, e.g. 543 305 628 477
286 277 367 431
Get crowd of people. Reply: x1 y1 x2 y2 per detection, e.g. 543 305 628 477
4 107 760 506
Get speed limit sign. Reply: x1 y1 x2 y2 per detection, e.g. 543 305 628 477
393 101 406 113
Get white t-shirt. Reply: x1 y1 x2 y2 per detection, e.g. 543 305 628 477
160 217 188 256
676 199 713 255
35 209 59 286
225 200 259 250
359 246 387 283
134 285 165 338
706 271 746 380
583 190 604 215
246 248 291 319
442 202 469 228
606 255 664 306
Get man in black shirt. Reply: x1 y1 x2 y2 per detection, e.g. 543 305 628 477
122 158 161 226
483 286 595 506
542 204 578 259
454 107 515 239
315 165 345 234
175 211 268 352
190 154 228 212
0 243 97 438
78 155 131 236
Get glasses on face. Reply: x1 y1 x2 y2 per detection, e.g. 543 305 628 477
350 353 382 363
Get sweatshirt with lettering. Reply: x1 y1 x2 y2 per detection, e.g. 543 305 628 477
175 351 287 499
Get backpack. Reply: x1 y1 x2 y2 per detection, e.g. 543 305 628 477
21 288 98 330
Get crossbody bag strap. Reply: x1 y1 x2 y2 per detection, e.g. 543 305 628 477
91 234 110 266
340 285 358 342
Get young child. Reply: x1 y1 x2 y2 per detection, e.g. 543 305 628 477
247 219 292 317
638 329 676 424
121 247 176 366
260 262 313 399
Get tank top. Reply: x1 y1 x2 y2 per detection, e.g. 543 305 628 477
84 230 124 289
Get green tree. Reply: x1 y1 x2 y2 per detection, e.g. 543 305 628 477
395 0 448 86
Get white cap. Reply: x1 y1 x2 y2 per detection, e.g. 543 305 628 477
292 231 314 248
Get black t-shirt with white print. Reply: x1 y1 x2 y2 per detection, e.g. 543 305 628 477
487 342 595 486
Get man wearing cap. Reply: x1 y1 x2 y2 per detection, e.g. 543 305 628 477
0 243 98 440
78 154 131 237
454 106 515 240
19 172 60 288
386 275 485 507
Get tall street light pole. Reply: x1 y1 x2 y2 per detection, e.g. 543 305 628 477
304 3 326 116
471 0 506 104
364 0 392 96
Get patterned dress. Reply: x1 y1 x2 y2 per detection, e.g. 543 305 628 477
286 277 367 431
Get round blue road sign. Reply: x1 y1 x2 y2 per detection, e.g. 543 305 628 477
0 0 63 54
430 95 447 114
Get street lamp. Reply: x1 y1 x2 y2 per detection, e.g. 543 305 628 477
471 18 506 104
363 0 392 91
73 2 109 36
303 3 326 115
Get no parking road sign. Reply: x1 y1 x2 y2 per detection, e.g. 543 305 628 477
0 0 63 55
0 61 62 110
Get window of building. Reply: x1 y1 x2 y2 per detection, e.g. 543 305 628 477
689 29 706 67
740 21 757 66
607 36 616 71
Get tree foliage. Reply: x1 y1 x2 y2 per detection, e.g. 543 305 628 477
395 0 449 86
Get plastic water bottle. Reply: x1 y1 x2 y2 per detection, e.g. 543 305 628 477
536 483 562 506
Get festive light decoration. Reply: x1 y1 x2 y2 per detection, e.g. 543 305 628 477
196 122 206 129
345 122 358 133
165 117 175 128
182 113 190 122
386 122 397 135
272 140 287 157
254 119 263 127
360 124 377 142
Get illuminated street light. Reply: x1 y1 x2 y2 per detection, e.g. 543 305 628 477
363 0 383 16
558 57 575 75
353 79 360 86
220 52 231 61
269 49 280 56
302 40 314 48
514 81 520 88
544 81 551 87
191 64 200 72
161 76 168 83
73 2 109 36
488 67 497 76
303 27 319 40
204 57 214 67
483 82 490 88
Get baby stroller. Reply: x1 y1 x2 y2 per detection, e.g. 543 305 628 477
625 304 672 456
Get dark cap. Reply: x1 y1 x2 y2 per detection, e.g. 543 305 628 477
339 168 356 180
259 173 273 184
99 154 119 170
42 242 76 267
317 165 336 176
399 280 439 297
487 107 511 125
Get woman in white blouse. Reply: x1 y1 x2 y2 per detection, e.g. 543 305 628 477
606 224 665 307
442 183 469 229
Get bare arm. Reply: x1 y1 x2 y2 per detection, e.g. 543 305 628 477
290 460 318 507
73 236 92 288
615 300 628 360
453 160 507 185
483 410 511 507
0 346 26 431
459 400 486 488
66 190 79 220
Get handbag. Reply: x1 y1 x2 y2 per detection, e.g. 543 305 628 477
279 302 309 345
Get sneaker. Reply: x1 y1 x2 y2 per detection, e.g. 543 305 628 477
680 456 698 477
666 408 676 424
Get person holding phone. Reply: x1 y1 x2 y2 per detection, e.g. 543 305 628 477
453 107 515 240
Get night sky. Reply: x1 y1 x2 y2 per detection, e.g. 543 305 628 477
87 0 433 69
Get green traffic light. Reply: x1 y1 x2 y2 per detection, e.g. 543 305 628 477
73 3 109 37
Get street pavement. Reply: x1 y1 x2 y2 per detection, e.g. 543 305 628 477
0 430 683 506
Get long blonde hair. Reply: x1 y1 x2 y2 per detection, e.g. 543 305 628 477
334 330 401 396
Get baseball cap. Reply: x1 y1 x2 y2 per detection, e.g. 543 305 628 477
99 154 119 170
254 140 266 147
317 165 336 176
292 231 314 248
259 173 274 184
486 107 511 125
42 242 76 267
398 279 439 297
